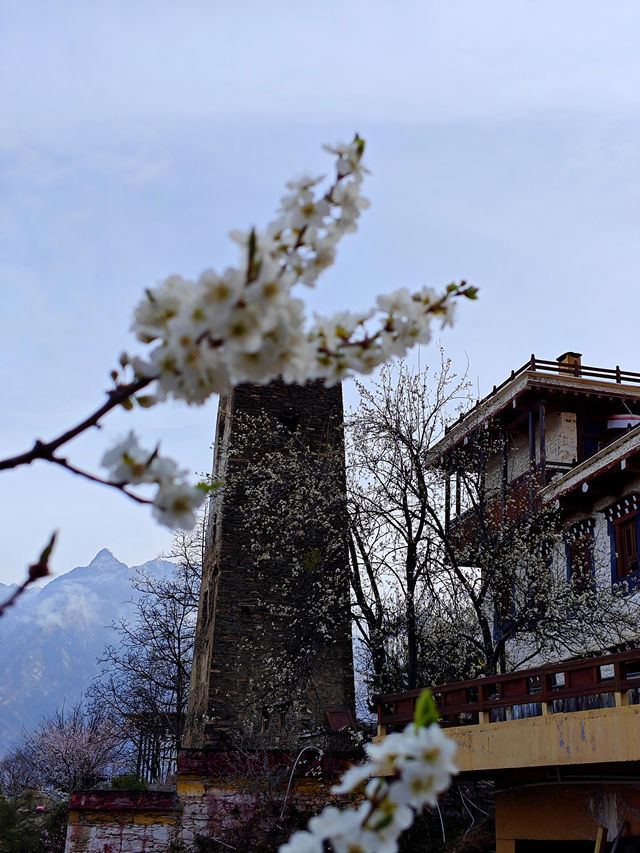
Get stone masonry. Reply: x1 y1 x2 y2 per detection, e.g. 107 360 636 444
185 380 355 749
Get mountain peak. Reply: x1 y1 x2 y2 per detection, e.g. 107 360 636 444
90 548 115 564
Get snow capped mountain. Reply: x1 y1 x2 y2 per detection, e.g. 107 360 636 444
0 549 176 754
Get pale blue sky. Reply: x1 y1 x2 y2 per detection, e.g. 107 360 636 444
1 0 638 583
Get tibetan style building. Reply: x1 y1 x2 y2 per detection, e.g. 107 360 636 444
377 353 640 852
437 352 640 600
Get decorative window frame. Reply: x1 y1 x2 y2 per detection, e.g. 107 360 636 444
605 494 640 591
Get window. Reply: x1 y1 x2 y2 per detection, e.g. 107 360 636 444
567 538 594 586
606 495 640 585
614 514 639 578
565 519 595 589
580 418 603 460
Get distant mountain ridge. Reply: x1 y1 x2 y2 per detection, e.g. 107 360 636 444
0 549 176 754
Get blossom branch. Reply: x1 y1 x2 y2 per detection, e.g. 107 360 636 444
0 532 57 617
0 377 151 472
48 455 152 506
0 136 475 539
280 691 457 853
128 137 477 402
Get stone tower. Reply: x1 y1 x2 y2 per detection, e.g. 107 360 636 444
185 380 355 749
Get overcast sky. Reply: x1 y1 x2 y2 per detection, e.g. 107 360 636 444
1 0 638 584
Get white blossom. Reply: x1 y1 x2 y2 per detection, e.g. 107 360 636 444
101 431 159 485
101 432 206 530
128 138 473 405
280 716 457 853
152 480 206 530
107 138 474 531
279 831 323 853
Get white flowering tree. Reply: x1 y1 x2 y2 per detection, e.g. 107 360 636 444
0 137 475 850
349 362 640 687
10 702 127 794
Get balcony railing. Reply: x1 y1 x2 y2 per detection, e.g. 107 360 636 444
444 356 640 435
375 649 640 735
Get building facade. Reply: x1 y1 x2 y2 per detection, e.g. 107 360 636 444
435 352 640 639
378 354 640 851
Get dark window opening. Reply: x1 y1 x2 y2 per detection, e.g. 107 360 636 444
277 709 286 732
566 537 594 588
261 708 270 734
615 514 639 579
581 419 603 460
277 408 301 433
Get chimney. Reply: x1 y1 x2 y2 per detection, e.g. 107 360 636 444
556 351 582 376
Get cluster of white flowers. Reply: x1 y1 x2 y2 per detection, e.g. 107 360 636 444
91 138 475 530
280 704 457 853
128 137 474 404
101 431 206 529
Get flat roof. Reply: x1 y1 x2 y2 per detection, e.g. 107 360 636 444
434 357 640 456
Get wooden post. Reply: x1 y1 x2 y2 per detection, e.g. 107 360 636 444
528 411 536 469
539 400 546 487
528 410 536 511
594 826 608 853
615 690 629 707
445 474 451 534
501 430 508 519
455 471 461 518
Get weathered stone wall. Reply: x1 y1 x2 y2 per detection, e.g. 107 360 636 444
64 751 358 853
64 790 179 853
177 748 357 851
186 380 355 749
546 410 577 466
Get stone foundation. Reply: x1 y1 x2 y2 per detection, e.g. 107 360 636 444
64 790 179 853
64 748 358 852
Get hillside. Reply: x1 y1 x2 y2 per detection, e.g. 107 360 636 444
0 549 176 753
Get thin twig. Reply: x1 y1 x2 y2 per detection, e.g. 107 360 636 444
0 376 152 472
49 456 152 505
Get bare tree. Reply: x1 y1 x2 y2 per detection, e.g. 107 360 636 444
347 353 473 693
89 520 203 781
0 748 38 801
348 357 640 692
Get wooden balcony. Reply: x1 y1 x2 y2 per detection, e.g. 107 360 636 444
375 650 640 775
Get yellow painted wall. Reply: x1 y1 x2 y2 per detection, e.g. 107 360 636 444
449 705 640 773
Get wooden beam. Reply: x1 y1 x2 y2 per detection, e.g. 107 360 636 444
529 410 536 510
